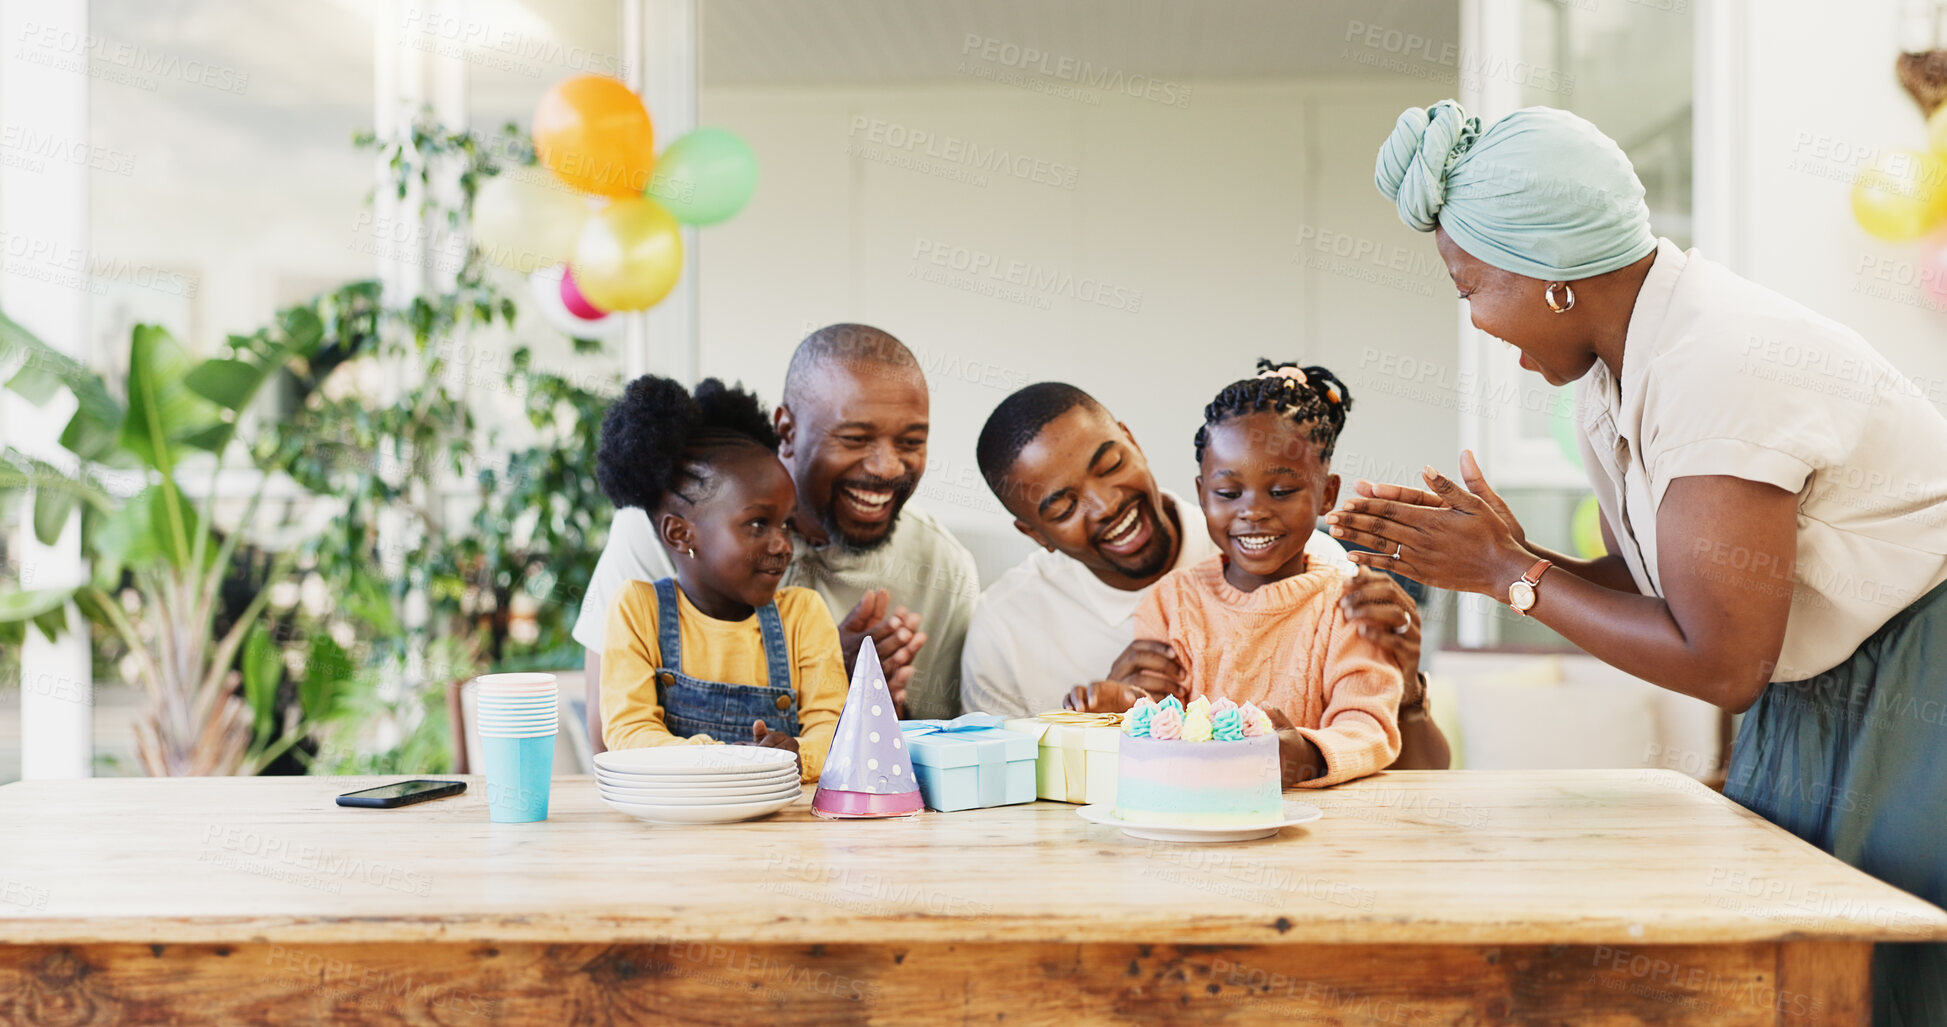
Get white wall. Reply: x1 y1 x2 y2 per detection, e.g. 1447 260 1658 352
1732 0 1947 391
696 77 1459 582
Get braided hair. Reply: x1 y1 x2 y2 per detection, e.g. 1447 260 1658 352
1193 359 1353 464
596 375 779 511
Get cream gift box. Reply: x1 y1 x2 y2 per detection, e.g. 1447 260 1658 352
1001 711 1122 805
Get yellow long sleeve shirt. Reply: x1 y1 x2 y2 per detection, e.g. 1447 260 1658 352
601 582 845 782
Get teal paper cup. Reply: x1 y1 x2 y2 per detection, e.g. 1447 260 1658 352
482 732 555 822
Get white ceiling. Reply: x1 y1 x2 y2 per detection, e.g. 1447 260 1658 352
701 0 1461 85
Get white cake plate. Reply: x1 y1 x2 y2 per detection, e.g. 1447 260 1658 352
1075 800 1323 843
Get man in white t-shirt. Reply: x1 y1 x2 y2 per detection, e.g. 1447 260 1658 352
960 383 1448 770
575 324 980 750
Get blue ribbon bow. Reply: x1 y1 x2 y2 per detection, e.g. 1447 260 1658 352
902 713 1008 807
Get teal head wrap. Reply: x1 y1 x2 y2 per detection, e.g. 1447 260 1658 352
1373 99 1656 281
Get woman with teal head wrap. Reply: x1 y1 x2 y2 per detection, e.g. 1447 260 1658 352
1331 99 1947 1025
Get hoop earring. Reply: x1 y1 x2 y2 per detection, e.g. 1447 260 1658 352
686 547 696 558
1544 282 1576 314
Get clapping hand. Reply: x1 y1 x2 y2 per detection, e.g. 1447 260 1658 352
838 588 926 715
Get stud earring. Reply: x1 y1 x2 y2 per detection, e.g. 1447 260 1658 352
1544 282 1576 314
686 547 696 558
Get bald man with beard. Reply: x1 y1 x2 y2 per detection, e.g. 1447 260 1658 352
577 324 981 752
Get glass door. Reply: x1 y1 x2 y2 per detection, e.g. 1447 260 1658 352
1455 0 1694 648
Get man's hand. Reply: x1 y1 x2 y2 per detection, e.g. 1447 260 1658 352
1105 640 1187 703
1062 681 1143 714
1339 569 1423 705
838 588 927 714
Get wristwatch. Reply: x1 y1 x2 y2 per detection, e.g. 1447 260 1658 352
1507 558 1553 615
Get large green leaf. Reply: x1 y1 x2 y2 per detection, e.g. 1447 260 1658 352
187 309 327 452
0 452 118 546
300 634 354 721
242 623 282 744
6 360 63 405
92 485 207 572
342 567 402 637
0 586 77 643
121 324 224 470
32 487 76 547
0 308 126 451
183 358 260 410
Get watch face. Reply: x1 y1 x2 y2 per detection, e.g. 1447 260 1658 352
1509 580 1536 611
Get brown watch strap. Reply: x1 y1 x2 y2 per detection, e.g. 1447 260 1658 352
1521 558 1553 587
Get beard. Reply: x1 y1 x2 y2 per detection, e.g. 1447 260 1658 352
1094 497 1176 580
813 473 918 554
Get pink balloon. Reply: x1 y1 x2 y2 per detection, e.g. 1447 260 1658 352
559 267 607 320
1925 238 1947 309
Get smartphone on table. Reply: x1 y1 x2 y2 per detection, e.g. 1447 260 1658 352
336 780 467 809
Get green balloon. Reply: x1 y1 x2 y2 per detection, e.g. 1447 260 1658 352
646 127 757 225
1548 392 1583 471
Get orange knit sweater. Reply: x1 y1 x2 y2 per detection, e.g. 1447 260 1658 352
1134 556 1403 788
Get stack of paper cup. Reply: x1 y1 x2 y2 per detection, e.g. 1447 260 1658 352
475 672 557 822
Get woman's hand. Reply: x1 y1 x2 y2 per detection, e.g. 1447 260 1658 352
750 718 802 777
1339 569 1422 684
1324 451 1533 598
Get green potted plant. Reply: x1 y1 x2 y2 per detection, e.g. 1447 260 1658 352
0 307 337 775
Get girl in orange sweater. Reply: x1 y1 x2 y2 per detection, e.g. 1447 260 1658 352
1134 361 1402 787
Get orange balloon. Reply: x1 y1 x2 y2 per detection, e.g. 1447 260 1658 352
532 76 656 197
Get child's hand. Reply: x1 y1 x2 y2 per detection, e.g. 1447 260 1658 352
1105 641 1187 703
751 719 802 777
1062 681 1142 714
1265 707 1325 788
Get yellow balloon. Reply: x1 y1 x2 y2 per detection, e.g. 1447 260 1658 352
1851 149 1947 241
1571 494 1606 560
1930 105 1947 158
471 173 589 274
571 198 684 311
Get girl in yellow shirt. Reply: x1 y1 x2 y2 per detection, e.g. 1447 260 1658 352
596 375 845 781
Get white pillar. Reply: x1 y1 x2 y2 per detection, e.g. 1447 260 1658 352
1 0 95 778
624 0 700 385
1692 0 1747 271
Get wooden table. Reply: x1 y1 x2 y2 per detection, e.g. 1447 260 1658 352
2 770 1942 1025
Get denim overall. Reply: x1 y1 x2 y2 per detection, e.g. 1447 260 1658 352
652 578 799 740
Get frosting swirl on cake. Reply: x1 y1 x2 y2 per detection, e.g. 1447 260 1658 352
1122 695 1274 741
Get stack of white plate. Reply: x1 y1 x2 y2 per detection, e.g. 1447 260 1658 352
594 745 803 824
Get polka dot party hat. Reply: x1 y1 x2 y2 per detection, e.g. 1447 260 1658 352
811 640 923 819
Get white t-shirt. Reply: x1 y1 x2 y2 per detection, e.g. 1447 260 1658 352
958 490 1352 718
572 502 981 721
1577 238 1947 681
572 506 674 651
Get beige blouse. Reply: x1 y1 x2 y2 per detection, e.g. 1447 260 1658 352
1576 239 1947 681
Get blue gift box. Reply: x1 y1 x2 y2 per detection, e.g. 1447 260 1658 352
898 714 1039 812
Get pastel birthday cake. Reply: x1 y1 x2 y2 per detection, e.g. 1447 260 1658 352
1115 696 1282 826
